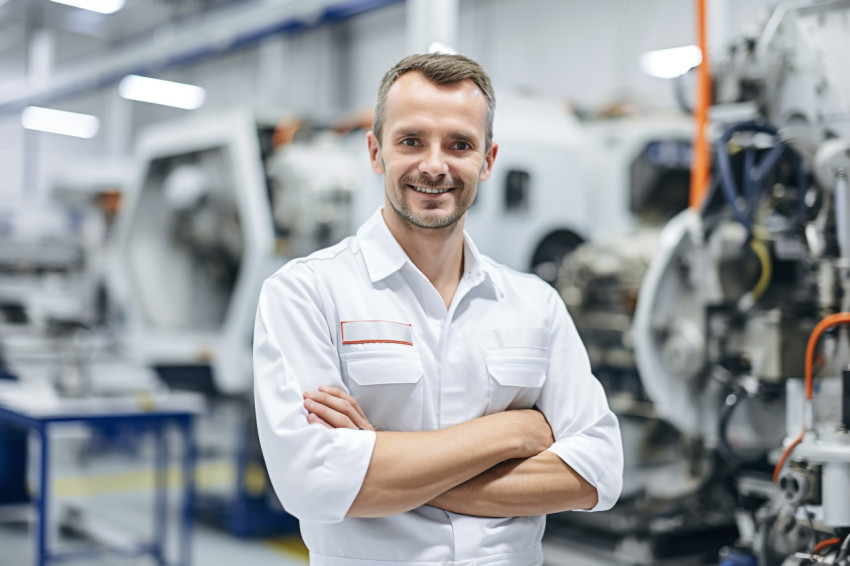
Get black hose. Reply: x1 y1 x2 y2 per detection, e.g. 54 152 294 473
716 384 766 469
714 122 809 234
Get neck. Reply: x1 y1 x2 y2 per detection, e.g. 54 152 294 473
382 208 465 309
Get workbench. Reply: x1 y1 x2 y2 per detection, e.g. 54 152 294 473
0 385 203 566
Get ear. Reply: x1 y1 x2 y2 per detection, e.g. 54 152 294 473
479 142 498 182
366 131 385 175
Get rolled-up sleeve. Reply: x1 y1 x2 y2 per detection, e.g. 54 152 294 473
253 263 376 523
537 289 623 512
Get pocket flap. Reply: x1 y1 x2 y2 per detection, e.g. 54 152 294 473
343 351 423 386
486 356 547 387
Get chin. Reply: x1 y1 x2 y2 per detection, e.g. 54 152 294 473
412 211 464 229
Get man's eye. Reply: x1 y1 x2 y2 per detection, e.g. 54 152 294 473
452 141 472 150
401 139 418 147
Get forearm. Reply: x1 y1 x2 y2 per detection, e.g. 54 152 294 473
347 410 549 518
428 450 598 517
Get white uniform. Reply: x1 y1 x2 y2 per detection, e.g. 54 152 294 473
254 208 623 565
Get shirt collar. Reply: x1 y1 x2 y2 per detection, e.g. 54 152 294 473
357 208 503 296
357 208 409 282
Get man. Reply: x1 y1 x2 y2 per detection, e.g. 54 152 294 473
254 53 623 565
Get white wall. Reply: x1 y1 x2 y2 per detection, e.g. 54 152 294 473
461 0 694 110
0 0 782 202
342 1 407 111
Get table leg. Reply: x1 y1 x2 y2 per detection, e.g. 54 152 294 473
154 423 168 566
179 417 196 566
36 425 49 566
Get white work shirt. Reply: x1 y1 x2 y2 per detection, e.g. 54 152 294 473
254 209 623 566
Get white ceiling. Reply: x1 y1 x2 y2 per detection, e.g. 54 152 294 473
1 0 251 40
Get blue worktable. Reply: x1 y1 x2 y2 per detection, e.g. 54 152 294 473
0 389 203 566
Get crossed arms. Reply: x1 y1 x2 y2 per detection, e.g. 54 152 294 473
303 385 599 518
254 269 623 524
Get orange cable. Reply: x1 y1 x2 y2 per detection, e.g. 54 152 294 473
814 537 842 555
689 0 712 209
773 428 804 484
774 313 850 483
805 313 850 400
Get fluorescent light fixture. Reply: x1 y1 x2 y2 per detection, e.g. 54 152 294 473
118 75 207 110
49 0 125 14
21 106 100 138
640 45 702 79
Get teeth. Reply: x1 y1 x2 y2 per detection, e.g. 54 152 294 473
411 185 451 194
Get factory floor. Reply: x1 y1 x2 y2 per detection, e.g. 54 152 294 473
0 518 307 566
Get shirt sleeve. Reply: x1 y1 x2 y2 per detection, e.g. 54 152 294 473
536 287 624 512
253 262 376 524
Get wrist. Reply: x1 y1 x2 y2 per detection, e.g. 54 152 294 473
492 410 539 459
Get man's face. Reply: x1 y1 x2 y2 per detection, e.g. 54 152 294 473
367 72 497 231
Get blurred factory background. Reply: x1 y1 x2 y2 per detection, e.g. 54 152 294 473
3 0 850 565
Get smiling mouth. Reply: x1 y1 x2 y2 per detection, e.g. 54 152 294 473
409 184 454 194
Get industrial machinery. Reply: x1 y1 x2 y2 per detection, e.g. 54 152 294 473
115 107 370 535
629 2 850 564
0 203 87 507
118 109 370 396
465 97 692 285
546 130 743 566
0 189 165 543
0 195 146 397
558 132 692 393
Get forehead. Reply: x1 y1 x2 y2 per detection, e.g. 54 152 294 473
383 72 488 137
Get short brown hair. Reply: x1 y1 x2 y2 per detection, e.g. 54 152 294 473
372 53 496 150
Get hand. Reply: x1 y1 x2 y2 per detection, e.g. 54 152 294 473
303 385 375 431
508 409 555 458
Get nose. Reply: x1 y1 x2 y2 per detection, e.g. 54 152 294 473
418 142 449 177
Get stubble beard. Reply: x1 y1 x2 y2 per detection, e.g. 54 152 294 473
388 174 471 230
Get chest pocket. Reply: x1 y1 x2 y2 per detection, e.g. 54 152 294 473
341 350 424 431
484 327 549 412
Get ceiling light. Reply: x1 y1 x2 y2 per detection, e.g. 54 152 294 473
21 106 100 138
49 0 125 15
639 45 702 79
118 75 207 110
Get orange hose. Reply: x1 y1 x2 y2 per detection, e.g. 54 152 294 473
689 0 712 209
805 313 850 400
773 427 804 484
814 537 842 554
774 313 850 483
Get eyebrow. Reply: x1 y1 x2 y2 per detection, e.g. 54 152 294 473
393 129 478 144
451 132 476 144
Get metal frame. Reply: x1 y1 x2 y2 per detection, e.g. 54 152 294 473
0 404 197 566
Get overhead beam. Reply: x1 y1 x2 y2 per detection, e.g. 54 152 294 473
0 0 402 114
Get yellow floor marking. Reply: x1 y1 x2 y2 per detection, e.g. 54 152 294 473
267 535 310 562
51 461 235 498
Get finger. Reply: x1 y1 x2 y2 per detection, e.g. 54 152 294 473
317 386 370 423
305 390 366 428
306 412 332 429
304 398 356 429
